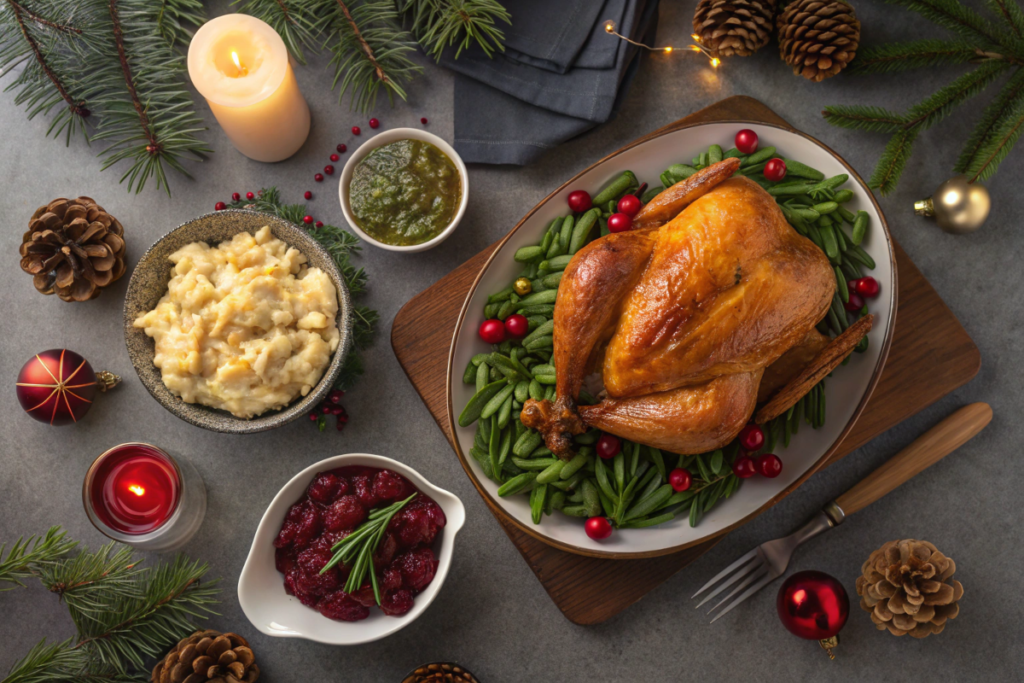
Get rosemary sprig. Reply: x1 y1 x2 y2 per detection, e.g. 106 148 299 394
321 493 417 605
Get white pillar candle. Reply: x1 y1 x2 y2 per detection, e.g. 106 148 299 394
187 14 310 163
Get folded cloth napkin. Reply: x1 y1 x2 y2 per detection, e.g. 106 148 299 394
446 0 659 166
500 0 624 74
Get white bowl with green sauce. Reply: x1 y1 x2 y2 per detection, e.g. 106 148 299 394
340 128 468 253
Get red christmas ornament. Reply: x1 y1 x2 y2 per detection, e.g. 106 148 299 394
214 201 226 211
764 158 787 182
585 516 612 540
735 129 759 154
504 313 529 338
567 190 592 213
607 212 632 233
478 319 506 344
777 570 849 659
617 194 642 217
369 118 380 129
231 192 241 202
16 349 119 426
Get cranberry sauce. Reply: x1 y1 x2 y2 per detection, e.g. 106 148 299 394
273 466 446 621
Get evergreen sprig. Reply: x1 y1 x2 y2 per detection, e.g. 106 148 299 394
232 0 319 64
227 188 379 390
1 528 218 683
401 0 511 60
824 0 1024 193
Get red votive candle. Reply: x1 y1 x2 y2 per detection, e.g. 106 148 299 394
84 443 206 550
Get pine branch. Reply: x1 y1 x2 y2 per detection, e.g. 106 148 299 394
963 96 1024 179
903 61 1009 128
234 0 319 63
989 0 1024 40
956 67 1024 171
870 127 919 195
38 543 143 633
401 0 510 60
849 39 978 74
821 104 906 132
883 0 1009 49
151 0 204 48
0 527 77 591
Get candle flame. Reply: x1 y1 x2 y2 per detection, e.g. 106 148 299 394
128 484 146 497
230 50 247 76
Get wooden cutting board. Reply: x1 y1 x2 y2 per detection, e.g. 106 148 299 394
391 96 980 625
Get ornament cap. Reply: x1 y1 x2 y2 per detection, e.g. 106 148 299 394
95 370 121 393
914 197 935 217
819 635 839 660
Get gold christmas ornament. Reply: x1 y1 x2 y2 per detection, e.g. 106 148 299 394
914 175 990 234
855 539 963 639
513 277 532 296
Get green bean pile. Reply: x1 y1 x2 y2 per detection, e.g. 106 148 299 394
459 141 876 531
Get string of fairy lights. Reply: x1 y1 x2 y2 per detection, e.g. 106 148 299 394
603 21 720 68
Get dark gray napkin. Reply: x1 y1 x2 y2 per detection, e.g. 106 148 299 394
450 0 659 166
501 0 626 74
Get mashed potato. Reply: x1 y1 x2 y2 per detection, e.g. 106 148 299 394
134 226 340 418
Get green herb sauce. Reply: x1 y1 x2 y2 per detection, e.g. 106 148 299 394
348 139 462 246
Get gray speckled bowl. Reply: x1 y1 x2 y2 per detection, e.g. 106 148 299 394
123 210 353 434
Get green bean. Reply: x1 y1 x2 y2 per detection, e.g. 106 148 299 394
807 174 848 194
519 305 555 317
487 287 513 304
595 457 617 502
462 359 477 385
613 452 625 492
667 163 698 181
514 246 544 262
524 335 553 352
581 479 601 517
514 289 557 311
522 320 554 346
699 151 708 167
514 430 543 458
791 207 820 221
568 208 599 254
592 171 637 206
837 206 856 224
544 384 556 400
660 171 675 189
534 374 557 386
723 147 743 159
621 512 676 528
708 144 723 164
742 146 777 167
625 484 674 521
514 379 530 403
852 211 869 245
530 445 553 459
616 473 642 521
498 396 514 430
540 229 554 253
660 489 697 510
541 272 563 289
498 472 537 497
483 302 499 319
513 456 558 471
480 384 515 421
561 504 588 518
574 429 599 445
813 201 838 215
528 379 544 401
833 189 854 203
536 459 567 484
767 181 813 196
458 380 506 427
530 484 548 524
831 293 849 332
835 266 849 303
550 491 566 511
544 254 573 271
496 299 515 320
561 451 589 480
497 422 512 462
819 222 840 261
641 185 664 203
476 361 489 392
848 243 876 269
834 224 848 252
782 158 824 180
545 233 564 259
488 416 501 482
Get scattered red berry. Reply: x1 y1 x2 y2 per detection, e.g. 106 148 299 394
324 164 335 175
845 292 864 312
669 468 692 492
756 453 783 478
303 215 313 224
231 192 241 202
369 118 379 129
314 173 324 182
337 143 347 153
608 212 632 233
738 424 765 452
315 221 324 228
596 433 621 460
854 276 880 298
352 126 361 135
567 189 592 213
322 404 332 414
617 194 642 217
309 412 319 422
420 117 428 124
585 516 613 540
504 313 529 338
764 158 787 182
304 190 313 200
329 390 344 403
246 191 255 200
478 319 506 344
214 201 226 211
735 129 759 154
733 456 757 479
330 153 340 162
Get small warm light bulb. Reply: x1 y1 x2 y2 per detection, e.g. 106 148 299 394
128 484 146 497
664 46 673 53
711 57 721 68
690 45 702 52
605 22 615 33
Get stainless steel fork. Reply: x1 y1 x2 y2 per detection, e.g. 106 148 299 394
692 402 992 623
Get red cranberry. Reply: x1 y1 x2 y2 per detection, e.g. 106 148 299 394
607 212 632 233
314 173 324 182
738 424 765 452
315 220 324 229
324 164 335 175
283 570 299 597
420 117 428 124
845 292 865 312
304 190 313 200
733 456 757 479
390 498 444 548
764 158 787 182
504 313 528 338
567 189 592 213
669 468 692 492
735 129 759 154
352 126 361 135
309 412 319 422
382 566 403 592
337 143 347 153
319 591 370 621
372 469 412 503
596 433 621 459
246 191 255 200
369 118 380 129
329 390 344 403
293 503 322 548
373 532 399 569
324 496 366 532
286 502 306 523
478 318 506 344
321 403 332 414
214 201 226 211
294 585 320 607
231 192 241 201
273 521 298 548
350 584 377 607
855 276 880 298
617 194 642 217
297 544 333 576
396 547 438 592
303 215 313 224
756 453 783 478
330 153 340 162
381 589 415 616
352 474 380 508
275 547 297 573
307 472 341 504
585 516 613 540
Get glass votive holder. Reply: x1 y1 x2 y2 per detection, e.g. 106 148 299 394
83 443 206 551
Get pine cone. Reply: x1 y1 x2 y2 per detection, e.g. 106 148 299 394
692 0 776 57
151 630 260 683
855 539 963 639
402 663 480 683
19 196 126 302
777 0 860 82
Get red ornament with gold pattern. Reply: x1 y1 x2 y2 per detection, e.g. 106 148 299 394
16 349 120 426
777 570 850 659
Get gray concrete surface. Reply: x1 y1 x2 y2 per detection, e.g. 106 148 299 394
1 1 1021 680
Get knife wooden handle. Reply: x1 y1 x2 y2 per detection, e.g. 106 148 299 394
834 403 992 517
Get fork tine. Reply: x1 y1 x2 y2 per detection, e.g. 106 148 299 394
709 570 776 624
693 554 762 608
705 563 770 618
691 548 759 600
